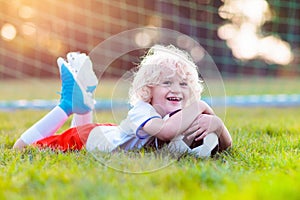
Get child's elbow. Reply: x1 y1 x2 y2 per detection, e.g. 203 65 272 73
225 140 233 149
220 139 232 151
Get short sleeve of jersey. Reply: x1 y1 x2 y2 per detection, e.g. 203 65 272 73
127 101 161 139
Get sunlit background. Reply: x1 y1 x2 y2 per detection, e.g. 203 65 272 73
0 0 299 79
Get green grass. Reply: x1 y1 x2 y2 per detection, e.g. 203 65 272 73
0 78 300 200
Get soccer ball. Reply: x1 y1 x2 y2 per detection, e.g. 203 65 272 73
168 132 219 158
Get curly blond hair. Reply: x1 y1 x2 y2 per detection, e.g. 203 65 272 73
129 44 203 106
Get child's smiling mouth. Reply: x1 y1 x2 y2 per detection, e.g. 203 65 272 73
167 97 183 102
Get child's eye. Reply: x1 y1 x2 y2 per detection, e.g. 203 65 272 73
180 82 188 87
161 81 172 86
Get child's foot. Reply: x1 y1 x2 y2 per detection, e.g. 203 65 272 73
57 53 98 115
58 52 98 94
12 138 28 150
190 132 219 158
66 52 98 94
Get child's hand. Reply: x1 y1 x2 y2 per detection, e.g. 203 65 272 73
183 114 222 141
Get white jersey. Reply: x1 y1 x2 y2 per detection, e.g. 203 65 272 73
86 101 162 152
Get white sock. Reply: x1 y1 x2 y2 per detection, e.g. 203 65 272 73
71 112 93 127
20 106 68 144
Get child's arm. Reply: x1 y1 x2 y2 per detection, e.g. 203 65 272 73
216 117 232 151
142 100 213 141
184 114 232 151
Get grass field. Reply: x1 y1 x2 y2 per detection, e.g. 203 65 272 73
0 78 299 200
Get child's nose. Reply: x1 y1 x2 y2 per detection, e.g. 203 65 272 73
170 83 181 92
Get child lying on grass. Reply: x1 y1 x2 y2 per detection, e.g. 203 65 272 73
13 44 232 158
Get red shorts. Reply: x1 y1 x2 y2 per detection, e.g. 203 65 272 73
34 123 116 152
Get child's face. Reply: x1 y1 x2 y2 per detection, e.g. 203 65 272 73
150 73 191 117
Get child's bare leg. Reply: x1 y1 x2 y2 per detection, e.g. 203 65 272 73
71 112 93 127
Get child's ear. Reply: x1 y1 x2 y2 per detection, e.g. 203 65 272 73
149 95 153 104
140 86 152 103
